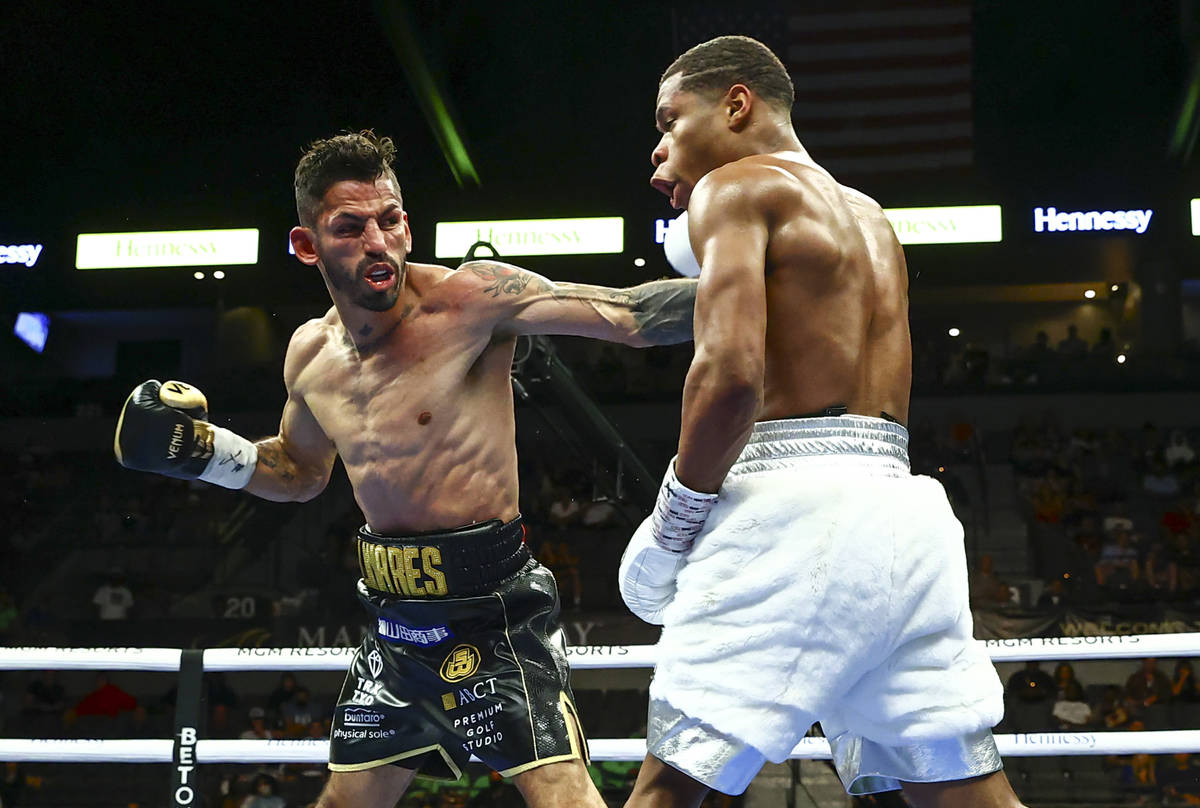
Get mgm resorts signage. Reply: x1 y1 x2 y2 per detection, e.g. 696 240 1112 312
75 228 260 269
434 217 624 258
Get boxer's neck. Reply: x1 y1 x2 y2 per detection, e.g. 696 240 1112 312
735 126 803 161
332 264 425 354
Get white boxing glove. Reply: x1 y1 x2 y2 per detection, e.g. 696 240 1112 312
619 460 718 624
663 211 701 278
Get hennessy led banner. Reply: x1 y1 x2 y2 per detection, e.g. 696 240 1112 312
75 229 260 269
883 205 1003 245
434 217 624 258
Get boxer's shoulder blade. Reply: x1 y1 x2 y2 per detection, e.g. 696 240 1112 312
691 158 839 274
751 165 911 424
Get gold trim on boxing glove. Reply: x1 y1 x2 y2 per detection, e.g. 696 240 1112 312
159 380 209 421
113 385 138 465
191 421 215 461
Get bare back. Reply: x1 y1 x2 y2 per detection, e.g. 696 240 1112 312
288 263 521 534
755 153 912 424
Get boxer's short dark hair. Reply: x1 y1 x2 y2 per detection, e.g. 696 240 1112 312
662 35 794 113
294 130 399 228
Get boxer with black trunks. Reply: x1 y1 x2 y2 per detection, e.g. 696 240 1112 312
113 131 696 808
619 38 1025 807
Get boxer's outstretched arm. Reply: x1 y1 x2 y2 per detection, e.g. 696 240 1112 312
245 397 336 502
673 170 769 494
244 326 337 502
461 260 696 346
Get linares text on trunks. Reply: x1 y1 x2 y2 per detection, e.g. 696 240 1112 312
1034 206 1153 234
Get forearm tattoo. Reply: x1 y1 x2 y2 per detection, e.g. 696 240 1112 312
626 279 696 345
255 442 296 482
466 261 695 344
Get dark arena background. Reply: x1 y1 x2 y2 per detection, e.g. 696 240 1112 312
3 0 1200 806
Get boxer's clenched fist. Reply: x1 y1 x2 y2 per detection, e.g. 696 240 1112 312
114 380 257 489
619 460 718 624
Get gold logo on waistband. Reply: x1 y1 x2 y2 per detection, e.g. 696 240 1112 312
358 540 448 597
439 644 481 682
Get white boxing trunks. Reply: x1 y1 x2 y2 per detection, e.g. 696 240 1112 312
646 415 1004 795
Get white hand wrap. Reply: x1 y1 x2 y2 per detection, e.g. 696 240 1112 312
650 459 718 553
198 425 258 490
618 461 718 624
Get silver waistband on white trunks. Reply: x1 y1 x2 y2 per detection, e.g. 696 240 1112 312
728 415 910 478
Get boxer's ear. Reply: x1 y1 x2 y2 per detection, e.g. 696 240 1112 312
290 226 319 266
725 84 753 132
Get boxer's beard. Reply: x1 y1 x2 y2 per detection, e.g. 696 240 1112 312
328 255 405 312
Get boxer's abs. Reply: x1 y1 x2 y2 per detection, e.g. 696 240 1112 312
757 156 912 426
297 324 521 534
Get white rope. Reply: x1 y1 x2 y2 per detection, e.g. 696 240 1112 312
202 647 357 672
0 647 182 671
2 732 1199 764
1 633 1196 672
982 633 1200 662
187 731 1200 762
0 739 174 763
200 645 653 671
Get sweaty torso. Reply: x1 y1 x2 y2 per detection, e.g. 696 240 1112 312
290 264 520 534
752 152 911 424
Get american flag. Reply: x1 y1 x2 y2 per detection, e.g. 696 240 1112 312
673 0 973 177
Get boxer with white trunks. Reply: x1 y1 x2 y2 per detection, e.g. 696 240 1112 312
619 37 1023 808
114 131 697 808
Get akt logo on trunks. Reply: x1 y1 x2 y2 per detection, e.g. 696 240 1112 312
441 676 499 711
439 644 481 682
377 617 451 647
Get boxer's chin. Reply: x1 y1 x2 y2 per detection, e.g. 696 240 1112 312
356 287 401 312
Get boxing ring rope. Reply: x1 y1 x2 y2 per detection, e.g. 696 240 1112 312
6 631 1195 672
3 634 1199 771
3 732 1200 765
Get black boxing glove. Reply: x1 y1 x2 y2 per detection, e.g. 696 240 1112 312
114 380 258 489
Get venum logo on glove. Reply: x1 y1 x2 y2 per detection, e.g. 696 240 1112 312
167 423 186 460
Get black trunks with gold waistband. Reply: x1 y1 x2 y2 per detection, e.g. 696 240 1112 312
329 517 589 781
355 518 531 598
